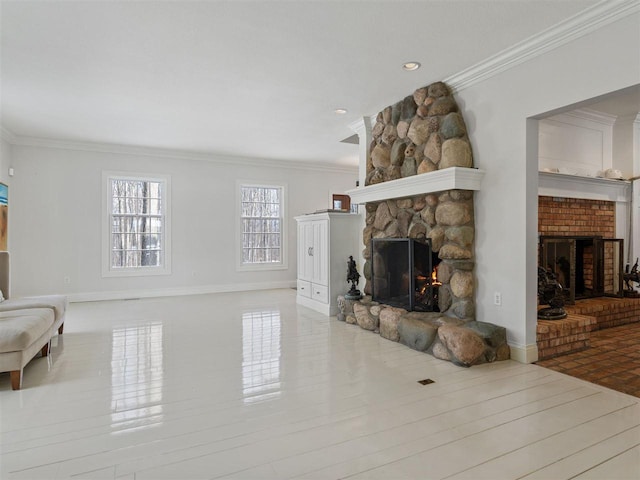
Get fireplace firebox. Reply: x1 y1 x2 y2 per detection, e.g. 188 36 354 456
371 238 440 311
539 235 624 304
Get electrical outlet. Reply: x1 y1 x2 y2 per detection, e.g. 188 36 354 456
63 276 71 284
494 292 502 306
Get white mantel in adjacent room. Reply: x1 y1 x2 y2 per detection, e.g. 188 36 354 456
538 171 631 203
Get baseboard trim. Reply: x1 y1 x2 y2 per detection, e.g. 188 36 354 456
68 281 296 303
508 343 539 364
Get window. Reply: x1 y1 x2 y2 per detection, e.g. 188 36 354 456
238 183 287 271
103 173 171 277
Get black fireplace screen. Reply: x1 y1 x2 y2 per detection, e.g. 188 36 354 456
539 235 624 303
371 238 439 311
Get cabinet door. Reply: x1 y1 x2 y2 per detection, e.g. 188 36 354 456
312 220 328 286
298 221 315 281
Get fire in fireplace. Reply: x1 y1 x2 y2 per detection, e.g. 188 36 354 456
371 238 441 311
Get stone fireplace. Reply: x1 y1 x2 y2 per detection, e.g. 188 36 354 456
342 81 510 367
360 82 478 321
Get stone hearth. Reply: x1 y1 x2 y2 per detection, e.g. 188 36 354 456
337 295 510 367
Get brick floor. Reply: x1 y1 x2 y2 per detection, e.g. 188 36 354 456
536 321 640 398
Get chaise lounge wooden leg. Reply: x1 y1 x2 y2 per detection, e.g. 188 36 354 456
41 341 50 357
58 323 64 334
10 370 22 390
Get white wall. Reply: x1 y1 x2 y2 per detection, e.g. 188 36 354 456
0 137 11 186
456 11 640 362
539 111 615 177
613 114 640 263
0 137 11 256
613 114 640 178
9 144 357 299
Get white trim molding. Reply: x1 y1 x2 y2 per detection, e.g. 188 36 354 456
509 343 539 364
346 167 485 204
349 116 372 189
102 171 172 278
235 180 289 272
67 282 296 303
445 0 640 93
538 171 631 203
5 134 357 175
564 108 618 126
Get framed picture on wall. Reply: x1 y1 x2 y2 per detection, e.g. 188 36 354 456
0 183 7 250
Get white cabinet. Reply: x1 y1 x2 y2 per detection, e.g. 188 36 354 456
295 212 361 316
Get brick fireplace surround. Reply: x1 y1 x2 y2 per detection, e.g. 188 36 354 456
536 195 640 360
538 196 615 238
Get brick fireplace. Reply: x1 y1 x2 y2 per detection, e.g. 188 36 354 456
538 195 624 301
536 190 637 360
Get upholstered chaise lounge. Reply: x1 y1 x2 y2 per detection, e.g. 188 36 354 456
0 252 68 390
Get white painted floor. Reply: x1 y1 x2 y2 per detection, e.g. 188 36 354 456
1 289 639 480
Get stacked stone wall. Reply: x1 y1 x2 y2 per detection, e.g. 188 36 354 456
362 81 476 321
366 82 472 185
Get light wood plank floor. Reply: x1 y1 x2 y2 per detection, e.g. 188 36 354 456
1 289 638 479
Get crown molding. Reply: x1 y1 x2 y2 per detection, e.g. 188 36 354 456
8 134 358 174
445 0 640 93
615 113 640 125
564 108 618 126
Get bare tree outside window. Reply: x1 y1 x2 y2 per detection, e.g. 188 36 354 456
241 185 282 265
110 178 164 269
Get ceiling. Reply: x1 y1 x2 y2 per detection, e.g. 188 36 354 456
1 0 614 168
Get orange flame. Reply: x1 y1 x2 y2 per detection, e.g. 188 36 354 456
432 266 442 286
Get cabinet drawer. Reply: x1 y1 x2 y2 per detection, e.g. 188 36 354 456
297 280 311 298
311 283 328 303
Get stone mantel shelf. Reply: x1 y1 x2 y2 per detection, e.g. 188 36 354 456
538 171 632 203
345 167 485 204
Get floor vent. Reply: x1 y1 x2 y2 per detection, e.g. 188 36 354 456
418 378 435 385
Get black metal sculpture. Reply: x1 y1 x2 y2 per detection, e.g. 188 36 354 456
346 255 362 300
538 266 567 320
623 258 640 297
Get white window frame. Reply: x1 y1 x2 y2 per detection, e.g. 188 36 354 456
236 181 288 272
102 172 172 277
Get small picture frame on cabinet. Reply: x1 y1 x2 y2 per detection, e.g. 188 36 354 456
331 194 350 212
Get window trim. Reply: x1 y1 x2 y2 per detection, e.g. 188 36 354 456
102 172 172 278
236 181 288 272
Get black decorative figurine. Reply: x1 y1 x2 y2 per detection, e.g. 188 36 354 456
623 258 640 297
345 255 362 300
537 266 567 320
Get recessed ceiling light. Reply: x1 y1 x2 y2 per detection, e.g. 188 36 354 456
334 108 348 114
402 62 421 71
